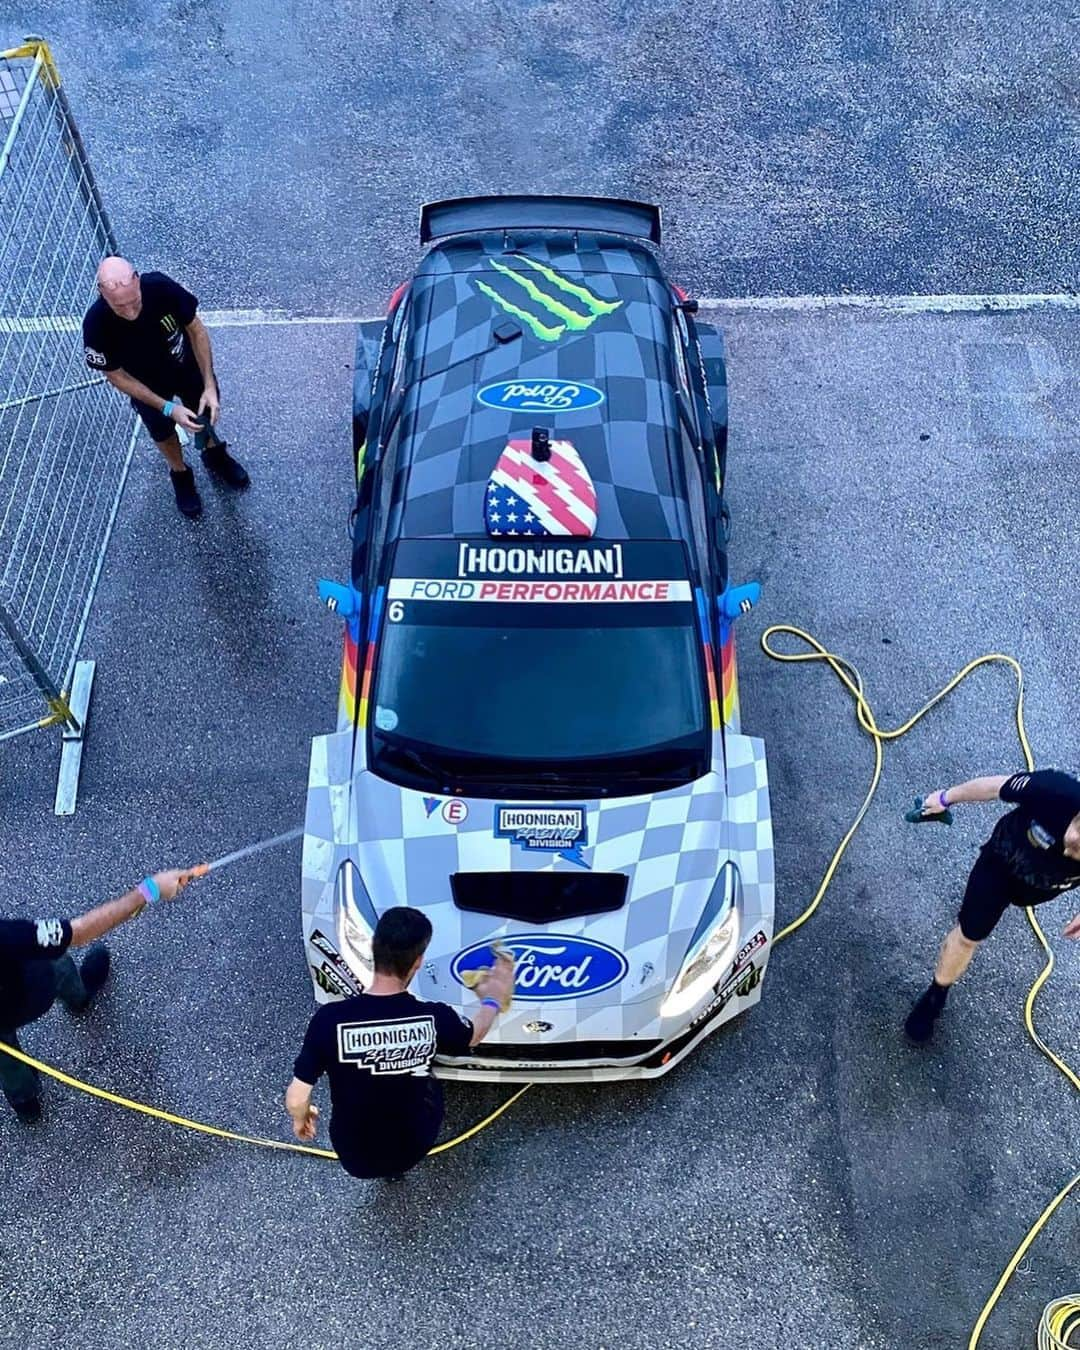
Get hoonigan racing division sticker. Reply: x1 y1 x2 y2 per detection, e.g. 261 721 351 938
495 804 589 866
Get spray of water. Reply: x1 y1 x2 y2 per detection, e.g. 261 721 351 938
189 827 303 878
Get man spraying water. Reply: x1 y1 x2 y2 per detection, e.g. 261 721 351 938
905 769 1080 1042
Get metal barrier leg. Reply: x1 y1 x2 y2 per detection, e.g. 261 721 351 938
54 658 94 816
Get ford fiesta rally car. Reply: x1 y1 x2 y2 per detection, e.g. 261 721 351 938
302 195 774 1082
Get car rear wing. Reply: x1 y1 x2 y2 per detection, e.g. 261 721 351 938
420 195 662 246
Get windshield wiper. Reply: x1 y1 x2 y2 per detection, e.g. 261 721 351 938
376 741 451 789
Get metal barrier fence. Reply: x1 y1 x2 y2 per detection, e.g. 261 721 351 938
0 37 137 811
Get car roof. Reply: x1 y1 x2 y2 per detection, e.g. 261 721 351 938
390 231 691 543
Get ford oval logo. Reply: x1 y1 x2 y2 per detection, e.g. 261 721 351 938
451 935 628 1001
476 380 605 413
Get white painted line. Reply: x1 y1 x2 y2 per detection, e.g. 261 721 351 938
190 292 1080 325
200 309 370 327
4 291 1076 336
693 291 1080 315
0 310 372 335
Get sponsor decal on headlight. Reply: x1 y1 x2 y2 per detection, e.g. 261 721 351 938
451 934 628 1000
730 929 767 976
312 962 353 997
686 959 764 1033
310 927 362 994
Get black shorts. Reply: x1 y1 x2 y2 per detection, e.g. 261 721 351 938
957 849 1053 941
131 365 207 443
329 1109 442 1181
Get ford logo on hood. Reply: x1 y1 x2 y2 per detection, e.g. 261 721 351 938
476 380 605 413
451 935 628 1001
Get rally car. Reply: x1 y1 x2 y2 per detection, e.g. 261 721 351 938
302 195 774 1081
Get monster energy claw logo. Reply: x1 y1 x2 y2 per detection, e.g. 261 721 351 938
474 254 622 343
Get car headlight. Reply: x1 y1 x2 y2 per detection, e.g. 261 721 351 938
660 862 741 1019
334 859 376 987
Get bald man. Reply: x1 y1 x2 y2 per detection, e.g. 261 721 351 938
83 258 248 518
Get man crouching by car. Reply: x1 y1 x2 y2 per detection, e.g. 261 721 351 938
285 907 513 1179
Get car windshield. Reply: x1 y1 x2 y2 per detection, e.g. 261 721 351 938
370 602 709 796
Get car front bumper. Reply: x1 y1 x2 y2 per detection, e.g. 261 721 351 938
434 958 765 1083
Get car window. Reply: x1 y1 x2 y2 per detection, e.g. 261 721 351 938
672 312 691 396
679 428 712 584
671 308 704 447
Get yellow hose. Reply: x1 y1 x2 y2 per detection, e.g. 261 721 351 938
1041 1292 1080 1348
0 1034 529 1159
760 625 1078 1349
1 619 1072 1337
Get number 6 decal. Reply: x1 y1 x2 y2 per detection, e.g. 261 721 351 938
388 600 404 622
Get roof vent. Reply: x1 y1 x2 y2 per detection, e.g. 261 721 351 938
531 426 552 462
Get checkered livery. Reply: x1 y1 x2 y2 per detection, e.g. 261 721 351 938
307 203 769 1081
484 439 598 537
302 731 773 1083
391 238 688 545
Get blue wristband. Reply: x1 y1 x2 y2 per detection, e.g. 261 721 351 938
480 997 501 1013
162 400 175 418
138 876 161 905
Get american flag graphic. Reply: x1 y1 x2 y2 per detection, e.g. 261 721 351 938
484 438 597 537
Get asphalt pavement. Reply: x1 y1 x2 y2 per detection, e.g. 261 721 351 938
4 0 1079 309
2 309 1077 1350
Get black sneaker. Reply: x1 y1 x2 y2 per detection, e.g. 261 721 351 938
905 982 948 1043
80 945 111 1000
201 442 250 489
12 1096 42 1124
170 466 203 518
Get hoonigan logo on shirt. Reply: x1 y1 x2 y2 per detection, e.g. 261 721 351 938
34 918 65 948
337 1016 436 1075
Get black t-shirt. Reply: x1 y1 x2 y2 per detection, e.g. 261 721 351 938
0 917 73 1026
82 271 201 394
293 991 474 1176
984 770 1080 897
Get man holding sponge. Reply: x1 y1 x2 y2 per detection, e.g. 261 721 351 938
905 770 1080 1042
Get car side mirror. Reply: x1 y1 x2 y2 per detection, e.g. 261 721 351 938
719 581 761 620
318 579 362 619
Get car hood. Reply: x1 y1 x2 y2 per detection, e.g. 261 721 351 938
303 729 771 1022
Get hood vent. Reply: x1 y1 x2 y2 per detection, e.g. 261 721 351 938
451 871 627 924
